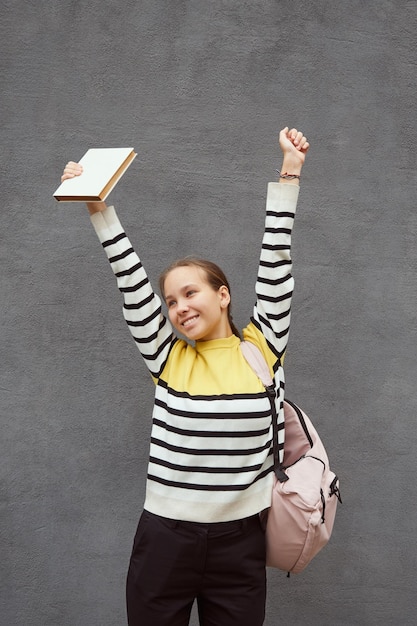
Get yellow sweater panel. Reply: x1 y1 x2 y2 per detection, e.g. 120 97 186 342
156 323 278 396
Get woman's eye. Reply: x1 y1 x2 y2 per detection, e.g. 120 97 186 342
186 290 196 297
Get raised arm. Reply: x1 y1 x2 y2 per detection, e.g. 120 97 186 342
60 162 175 380
251 127 309 362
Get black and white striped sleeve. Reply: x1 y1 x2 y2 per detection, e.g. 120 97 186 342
90 206 175 378
252 183 300 362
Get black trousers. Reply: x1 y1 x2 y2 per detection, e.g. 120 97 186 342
126 510 266 626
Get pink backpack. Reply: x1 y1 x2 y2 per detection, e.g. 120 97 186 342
241 341 342 575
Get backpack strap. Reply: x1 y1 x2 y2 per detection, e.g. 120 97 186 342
240 341 289 483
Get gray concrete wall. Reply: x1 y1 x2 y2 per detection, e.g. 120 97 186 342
2 1 416 624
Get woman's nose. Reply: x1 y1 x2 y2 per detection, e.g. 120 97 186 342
177 298 190 313
178 299 189 311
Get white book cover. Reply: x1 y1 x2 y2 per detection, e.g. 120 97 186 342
53 147 137 202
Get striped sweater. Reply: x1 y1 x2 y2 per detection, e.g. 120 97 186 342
90 182 299 522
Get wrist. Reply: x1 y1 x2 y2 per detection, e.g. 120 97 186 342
86 201 107 215
276 170 301 185
277 157 303 184
280 155 302 174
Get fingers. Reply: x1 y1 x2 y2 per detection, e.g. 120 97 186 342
61 161 83 182
280 127 310 153
288 128 309 152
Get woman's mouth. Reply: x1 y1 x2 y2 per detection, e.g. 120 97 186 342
182 315 199 328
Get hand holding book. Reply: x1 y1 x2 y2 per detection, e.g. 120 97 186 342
61 161 83 179
54 147 137 203
59 161 106 213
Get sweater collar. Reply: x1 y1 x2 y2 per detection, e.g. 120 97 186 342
195 334 240 353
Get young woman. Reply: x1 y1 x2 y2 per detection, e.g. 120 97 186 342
61 126 309 626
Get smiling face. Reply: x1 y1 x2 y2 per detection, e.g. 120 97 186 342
163 265 233 341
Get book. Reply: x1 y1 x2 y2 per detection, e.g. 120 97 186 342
53 147 137 202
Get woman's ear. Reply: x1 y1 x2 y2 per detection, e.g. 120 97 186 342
218 285 231 308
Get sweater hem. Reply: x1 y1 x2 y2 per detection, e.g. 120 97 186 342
143 474 273 523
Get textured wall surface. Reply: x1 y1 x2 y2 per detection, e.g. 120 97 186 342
2 1 416 624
